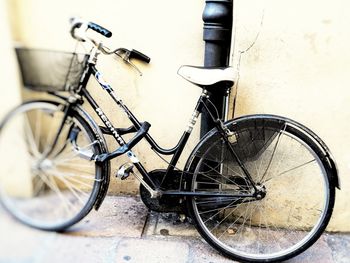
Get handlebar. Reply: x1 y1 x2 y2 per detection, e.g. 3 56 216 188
69 17 150 65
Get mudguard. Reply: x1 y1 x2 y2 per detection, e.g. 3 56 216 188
75 105 111 210
184 114 340 190
278 115 340 189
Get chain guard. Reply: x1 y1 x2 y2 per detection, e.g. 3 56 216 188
139 169 187 213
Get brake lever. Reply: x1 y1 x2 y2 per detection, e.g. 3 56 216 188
114 49 143 76
125 57 143 76
113 48 142 76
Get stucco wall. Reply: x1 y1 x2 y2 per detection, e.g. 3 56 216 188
0 0 33 196
3 0 350 231
231 0 349 232
0 0 21 112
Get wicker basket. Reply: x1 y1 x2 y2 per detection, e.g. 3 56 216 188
16 48 89 92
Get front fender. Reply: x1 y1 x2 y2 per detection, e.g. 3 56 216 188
74 105 111 209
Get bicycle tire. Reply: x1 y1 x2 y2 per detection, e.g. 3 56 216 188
185 115 336 262
0 100 108 231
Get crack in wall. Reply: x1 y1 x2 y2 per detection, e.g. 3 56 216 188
230 7 265 118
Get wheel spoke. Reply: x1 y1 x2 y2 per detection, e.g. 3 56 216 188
52 173 89 206
53 140 98 163
259 124 286 182
198 197 245 215
34 109 42 151
200 161 250 193
262 159 316 183
49 169 96 189
24 115 41 158
37 171 75 214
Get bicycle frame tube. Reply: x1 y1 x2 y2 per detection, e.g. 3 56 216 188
75 63 254 194
88 66 197 155
75 64 203 189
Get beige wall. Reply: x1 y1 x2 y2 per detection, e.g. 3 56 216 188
231 0 350 231
0 0 33 196
3 0 350 231
0 0 21 111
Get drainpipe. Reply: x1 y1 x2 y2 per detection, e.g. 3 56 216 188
201 0 233 137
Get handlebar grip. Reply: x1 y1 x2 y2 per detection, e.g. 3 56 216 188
88 22 112 38
129 49 151 63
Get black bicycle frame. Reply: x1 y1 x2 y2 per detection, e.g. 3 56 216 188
68 62 255 198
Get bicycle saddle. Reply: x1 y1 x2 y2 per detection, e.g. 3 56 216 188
177 65 236 88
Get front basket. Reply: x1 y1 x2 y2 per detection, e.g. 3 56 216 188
15 48 89 92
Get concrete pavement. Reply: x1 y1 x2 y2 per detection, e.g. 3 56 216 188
0 195 349 263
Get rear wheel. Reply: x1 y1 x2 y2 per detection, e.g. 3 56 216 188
186 116 335 262
0 101 106 231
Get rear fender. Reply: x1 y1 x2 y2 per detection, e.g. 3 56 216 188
184 114 340 190
282 116 340 190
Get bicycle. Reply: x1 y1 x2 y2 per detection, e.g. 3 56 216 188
0 18 340 263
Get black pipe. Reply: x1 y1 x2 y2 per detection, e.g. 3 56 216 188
201 0 233 137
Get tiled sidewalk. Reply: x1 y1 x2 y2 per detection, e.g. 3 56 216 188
0 195 349 263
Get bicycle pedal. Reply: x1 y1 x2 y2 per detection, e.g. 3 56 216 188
116 162 134 180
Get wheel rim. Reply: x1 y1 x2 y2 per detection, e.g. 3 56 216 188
191 122 330 260
0 102 101 229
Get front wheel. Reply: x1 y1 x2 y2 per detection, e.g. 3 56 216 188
186 115 336 262
0 100 107 231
